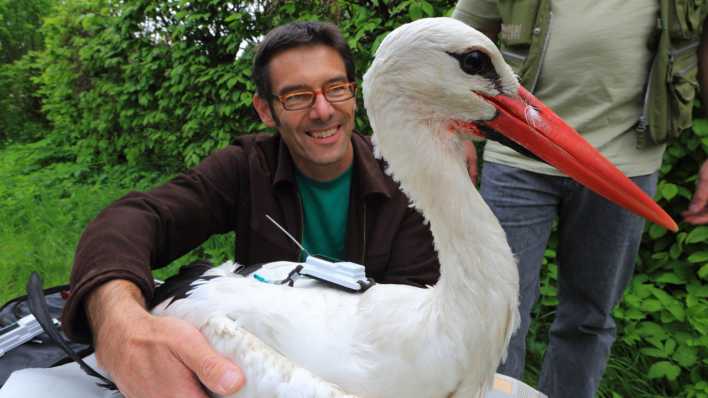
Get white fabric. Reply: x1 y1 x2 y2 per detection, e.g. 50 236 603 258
0 355 120 398
1 361 545 398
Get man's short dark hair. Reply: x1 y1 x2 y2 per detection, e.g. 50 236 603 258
253 21 356 101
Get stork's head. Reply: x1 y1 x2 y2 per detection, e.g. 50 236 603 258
363 17 678 232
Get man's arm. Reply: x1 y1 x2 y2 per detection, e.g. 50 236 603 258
86 280 244 397
63 146 248 397
683 19 708 224
63 146 244 341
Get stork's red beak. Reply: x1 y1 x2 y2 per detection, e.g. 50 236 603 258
479 86 678 232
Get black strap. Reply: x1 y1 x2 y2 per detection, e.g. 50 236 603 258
26 273 117 390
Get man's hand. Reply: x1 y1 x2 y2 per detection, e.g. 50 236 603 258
463 140 479 185
87 280 244 398
684 160 708 225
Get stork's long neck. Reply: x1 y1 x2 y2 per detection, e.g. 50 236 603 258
369 96 518 345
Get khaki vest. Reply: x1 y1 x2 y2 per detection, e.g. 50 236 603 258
495 0 707 147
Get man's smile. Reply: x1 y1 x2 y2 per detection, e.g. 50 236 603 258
306 125 340 140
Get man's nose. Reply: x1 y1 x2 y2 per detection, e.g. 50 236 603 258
309 92 335 120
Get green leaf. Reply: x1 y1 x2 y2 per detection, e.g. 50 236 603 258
669 242 682 259
640 299 662 312
419 0 434 16
699 264 708 280
693 117 708 136
647 361 681 381
672 345 698 367
661 183 679 200
686 226 708 244
636 321 667 338
651 288 686 321
408 2 423 20
688 251 708 263
687 282 708 298
649 224 667 239
640 347 668 358
655 272 685 284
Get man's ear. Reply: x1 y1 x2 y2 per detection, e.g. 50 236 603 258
253 94 277 128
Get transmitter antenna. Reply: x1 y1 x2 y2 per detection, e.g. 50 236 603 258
265 214 310 257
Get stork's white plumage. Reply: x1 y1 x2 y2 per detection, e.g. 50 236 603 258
151 16 676 398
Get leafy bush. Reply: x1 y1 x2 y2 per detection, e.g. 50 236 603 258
0 0 53 142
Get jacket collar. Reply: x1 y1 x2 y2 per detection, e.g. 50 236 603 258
272 132 395 199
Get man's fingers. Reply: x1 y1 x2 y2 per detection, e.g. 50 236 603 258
684 160 708 225
174 328 245 395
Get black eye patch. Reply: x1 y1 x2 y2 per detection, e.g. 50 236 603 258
447 50 498 81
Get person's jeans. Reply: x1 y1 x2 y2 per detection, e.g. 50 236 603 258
480 162 657 398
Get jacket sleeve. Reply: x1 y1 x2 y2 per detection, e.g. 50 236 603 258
379 206 440 288
61 146 244 343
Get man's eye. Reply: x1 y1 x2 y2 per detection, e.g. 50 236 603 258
326 84 350 98
284 92 313 105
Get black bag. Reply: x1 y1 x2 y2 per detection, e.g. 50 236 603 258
0 284 91 387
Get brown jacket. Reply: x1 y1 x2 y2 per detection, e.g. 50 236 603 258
62 132 440 343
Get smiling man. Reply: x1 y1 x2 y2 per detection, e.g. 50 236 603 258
60 21 440 398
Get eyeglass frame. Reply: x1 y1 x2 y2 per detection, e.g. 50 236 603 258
270 81 357 111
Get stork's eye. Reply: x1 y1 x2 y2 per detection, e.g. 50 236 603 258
447 50 497 80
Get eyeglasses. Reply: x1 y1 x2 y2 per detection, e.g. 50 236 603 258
273 82 356 111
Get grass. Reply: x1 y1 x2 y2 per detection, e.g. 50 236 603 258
0 138 232 304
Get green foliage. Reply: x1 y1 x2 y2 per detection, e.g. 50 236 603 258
32 0 459 169
0 138 233 303
0 0 53 142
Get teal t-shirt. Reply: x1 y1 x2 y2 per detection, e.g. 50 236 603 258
295 166 352 261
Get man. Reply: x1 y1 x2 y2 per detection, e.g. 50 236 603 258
61 21 439 398
453 2 708 397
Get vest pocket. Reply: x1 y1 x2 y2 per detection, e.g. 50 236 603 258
668 43 699 135
497 0 541 45
668 0 707 40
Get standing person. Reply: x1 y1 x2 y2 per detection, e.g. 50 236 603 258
60 21 439 398
453 1 708 397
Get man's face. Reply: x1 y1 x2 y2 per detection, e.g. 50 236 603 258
254 45 356 181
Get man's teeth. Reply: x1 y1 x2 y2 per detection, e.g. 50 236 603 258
308 128 338 139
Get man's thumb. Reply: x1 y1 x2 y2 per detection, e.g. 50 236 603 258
177 331 245 395
196 354 245 395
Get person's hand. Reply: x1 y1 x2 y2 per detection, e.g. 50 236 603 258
683 160 708 225
87 280 244 398
463 140 478 185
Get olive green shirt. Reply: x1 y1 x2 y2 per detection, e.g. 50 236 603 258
453 0 666 177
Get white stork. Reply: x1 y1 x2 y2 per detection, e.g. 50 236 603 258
149 17 676 398
0 17 677 398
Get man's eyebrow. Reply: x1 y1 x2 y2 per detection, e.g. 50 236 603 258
277 76 349 95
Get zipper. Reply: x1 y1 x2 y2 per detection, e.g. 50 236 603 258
296 190 305 261
360 202 367 264
637 57 656 134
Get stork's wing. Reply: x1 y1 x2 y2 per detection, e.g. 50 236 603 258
201 314 357 398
